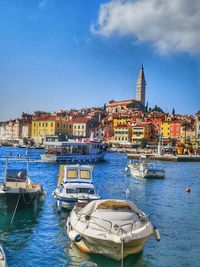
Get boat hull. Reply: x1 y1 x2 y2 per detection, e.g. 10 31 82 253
41 152 105 163
0 190 43 213
129 166 165 178
70 232 151 260
55 196 101 211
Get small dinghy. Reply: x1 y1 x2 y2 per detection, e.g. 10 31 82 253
126 155 165 179
67 199 159 260
0 244 7 267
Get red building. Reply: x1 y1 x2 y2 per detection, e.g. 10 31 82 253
170 121 182 140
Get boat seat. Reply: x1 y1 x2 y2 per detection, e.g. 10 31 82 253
5 181 27 189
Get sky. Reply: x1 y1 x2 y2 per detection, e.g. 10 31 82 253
0 0 200 120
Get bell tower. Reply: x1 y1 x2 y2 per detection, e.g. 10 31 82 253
136 65 146 106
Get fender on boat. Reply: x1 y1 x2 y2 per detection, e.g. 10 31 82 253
68 230 82 242
153 226 160 241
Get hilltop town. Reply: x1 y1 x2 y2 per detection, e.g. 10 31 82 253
0 66 199 154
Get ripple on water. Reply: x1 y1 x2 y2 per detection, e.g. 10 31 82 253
0 149 200 266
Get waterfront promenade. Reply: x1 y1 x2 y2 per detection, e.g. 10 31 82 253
127 153 200 162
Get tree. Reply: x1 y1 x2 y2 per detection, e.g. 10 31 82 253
151 105 164 113
172 108 175 115
145 101 149 112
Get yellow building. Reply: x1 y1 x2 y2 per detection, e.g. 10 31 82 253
113 117 127 128
113 124 131 144
161 121 170 139
31 116 68 144
131 122 153 143
180 126 196 146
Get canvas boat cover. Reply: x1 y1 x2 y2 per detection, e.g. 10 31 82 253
78 199 144 217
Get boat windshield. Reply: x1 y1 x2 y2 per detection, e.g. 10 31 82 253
6 169 27 182
67 170 78 179
66 188 94 194
80 170 91 179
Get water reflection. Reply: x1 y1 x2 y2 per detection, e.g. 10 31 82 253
0 207 41 250
65 241 148 267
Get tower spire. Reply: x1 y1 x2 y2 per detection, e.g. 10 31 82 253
136 65 146 106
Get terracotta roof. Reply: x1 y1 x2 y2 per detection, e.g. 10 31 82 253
33 116 68 122
71 117 92 123
107 99 133 107
115 124 129 128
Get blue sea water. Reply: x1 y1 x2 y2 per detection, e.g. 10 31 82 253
0 147 200 267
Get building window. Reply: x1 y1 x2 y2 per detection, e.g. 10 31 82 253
51 123 53 127
57 123 59 127
46 123 48 127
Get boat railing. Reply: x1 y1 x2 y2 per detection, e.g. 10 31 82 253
79 214 113 233
78 213 147 234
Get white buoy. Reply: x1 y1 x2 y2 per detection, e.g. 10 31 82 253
153 226 160 241
125 166 129 172
68 230 82 242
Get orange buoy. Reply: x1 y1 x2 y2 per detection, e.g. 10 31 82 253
186 188 191 193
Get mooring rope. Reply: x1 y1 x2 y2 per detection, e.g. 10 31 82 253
11 193 21 224
121 241 124 267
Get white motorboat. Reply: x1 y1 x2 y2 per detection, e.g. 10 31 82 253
126 155 165 178
0 156 45 214
53 164 101 211
67 199 160 261
0 244 7 267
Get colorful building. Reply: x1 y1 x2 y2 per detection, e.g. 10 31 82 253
113 124 131 144
195 111 200 147
113 117 127 128
131 122 153 143
71 117 95 138
161 121 170 141
31 116 68 144
170 121 182 140
180 125 196 146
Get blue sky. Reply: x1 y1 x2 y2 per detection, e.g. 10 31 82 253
0 0 200 120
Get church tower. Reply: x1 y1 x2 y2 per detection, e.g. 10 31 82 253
136 65 146 106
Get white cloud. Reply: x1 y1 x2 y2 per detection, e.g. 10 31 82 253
92 0 200 54
38 0 51 10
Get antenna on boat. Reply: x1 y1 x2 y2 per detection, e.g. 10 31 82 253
4 157 8 183
121 242 124 267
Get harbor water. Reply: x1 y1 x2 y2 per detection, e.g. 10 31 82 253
0 147 200 267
